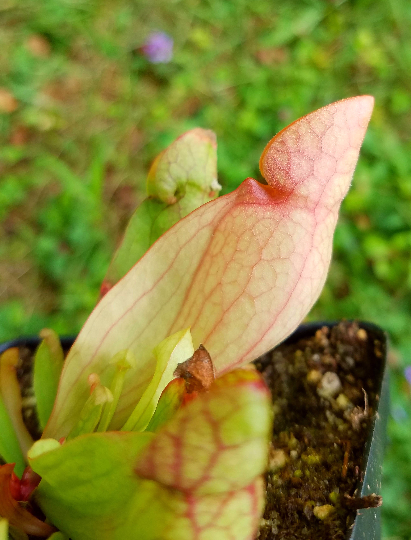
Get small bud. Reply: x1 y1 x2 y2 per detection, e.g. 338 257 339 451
20 467 41 501
109 349 136 371
67 377 113 440
88 373 101 393
93 385 113 406
97 350 136 432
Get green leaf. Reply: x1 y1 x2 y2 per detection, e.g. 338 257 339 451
145 128 219 204
30 369 271 540
135 368 272 495
28 438 60 459
66 376 113 440
0 518 8 540
33 329 64 430
102 128 220 291
97 350 136 432
0 349 33 464
145 377 186 433
44 97 374 441
122 328 194 431
29 432 167 540
0 394 25 477
48 533 69 540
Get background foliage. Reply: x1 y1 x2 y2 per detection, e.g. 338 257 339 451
0 0 410 537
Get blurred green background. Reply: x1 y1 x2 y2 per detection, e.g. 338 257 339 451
0 0 410 537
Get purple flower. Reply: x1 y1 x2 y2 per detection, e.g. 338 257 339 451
405 365 411 385
142 32 173 64
392 405 408 423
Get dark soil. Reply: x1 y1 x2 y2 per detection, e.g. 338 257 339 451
255 321 384 540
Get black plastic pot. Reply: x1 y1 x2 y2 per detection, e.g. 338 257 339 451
0 321 388 540
278 321 389 540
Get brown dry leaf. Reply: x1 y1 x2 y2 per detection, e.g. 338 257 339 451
10 125 30 146
174 344 215 393
26 35 51 58
344 493 383 509
42 77 83 103
0 88 18 113
255 47 288 65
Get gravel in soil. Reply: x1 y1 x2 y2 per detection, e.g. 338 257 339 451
255 321 384 540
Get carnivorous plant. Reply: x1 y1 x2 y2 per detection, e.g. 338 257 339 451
0 96 374 540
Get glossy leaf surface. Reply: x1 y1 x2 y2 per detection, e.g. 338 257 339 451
45 96 373 440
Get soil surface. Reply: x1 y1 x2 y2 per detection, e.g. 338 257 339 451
255 321 384 540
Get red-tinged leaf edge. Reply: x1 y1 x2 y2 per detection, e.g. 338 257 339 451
135 368 272 495
0 464 56 537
